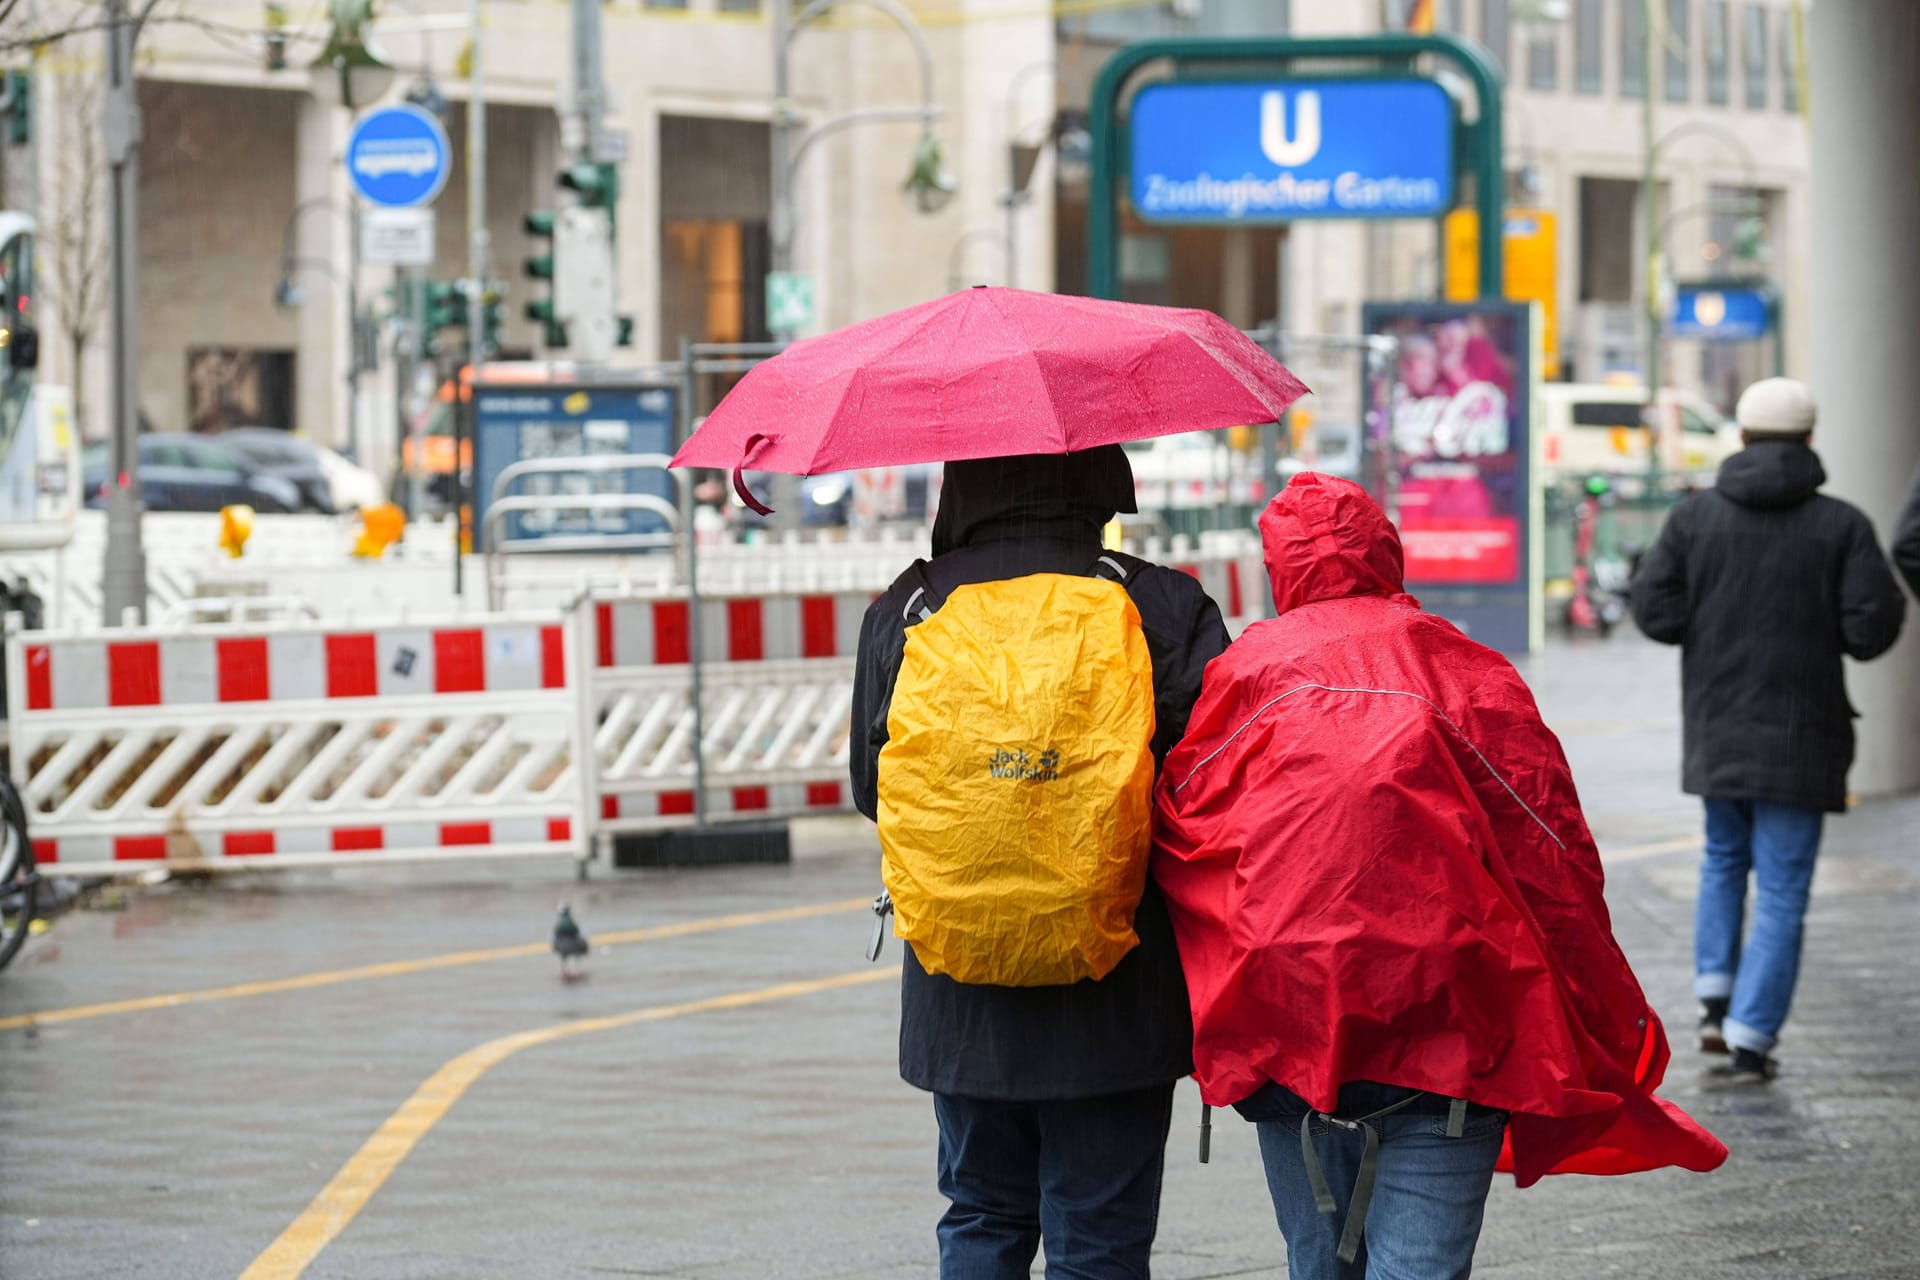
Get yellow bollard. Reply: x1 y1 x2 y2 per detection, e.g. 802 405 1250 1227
219 505 255 559
352 503 408 559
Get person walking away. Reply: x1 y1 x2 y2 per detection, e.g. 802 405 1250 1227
1891 459 1920 598
1631 377 1905 1082
852 447 1229 1280
1154 475 1725 1280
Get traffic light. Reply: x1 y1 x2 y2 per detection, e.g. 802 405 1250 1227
556 164 632 349
523 209 566 349
559 163 618 218
479 280 505 359
4 71 29 147
422 280 466 355
264 1 289 72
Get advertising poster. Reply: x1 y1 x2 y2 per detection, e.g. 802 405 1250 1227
471 382 678 545
1361 301 1535 653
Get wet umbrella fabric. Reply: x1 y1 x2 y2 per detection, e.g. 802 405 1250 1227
669 288 1308 488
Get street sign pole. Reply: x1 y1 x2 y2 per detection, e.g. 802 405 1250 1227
101 0 149 626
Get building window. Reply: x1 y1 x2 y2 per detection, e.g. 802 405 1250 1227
1580 177 1640 303
1665 0 1690 102
1574 0 1604 93
1743 5 1769 109
1704 1 1730 104
1528 29 1559 90
1622 0 1647 98
1779 10 1800 112
644 0 689 8
1482 0 1510 77
718 0 762 10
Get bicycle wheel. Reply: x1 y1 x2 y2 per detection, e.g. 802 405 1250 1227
0 773 37 973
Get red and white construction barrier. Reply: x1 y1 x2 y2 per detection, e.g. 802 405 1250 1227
1 532 1273 877
578 590 869 837
7 615 584 876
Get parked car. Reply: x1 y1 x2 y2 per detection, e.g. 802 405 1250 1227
83 434 301 513
1538 383 1740 486
220 428 335 513
222 429 385 514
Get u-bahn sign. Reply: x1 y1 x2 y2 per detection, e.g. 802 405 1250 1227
1129 80 1455 223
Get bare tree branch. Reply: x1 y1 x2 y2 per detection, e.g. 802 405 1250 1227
37 68 109 438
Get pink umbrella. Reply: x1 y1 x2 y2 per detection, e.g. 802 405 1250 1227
671 287 1308 509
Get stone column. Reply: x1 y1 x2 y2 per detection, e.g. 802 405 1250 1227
294 93 345 452
1809 0 1920 796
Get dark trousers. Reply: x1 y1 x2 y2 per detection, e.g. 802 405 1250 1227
932 1083 1176 1279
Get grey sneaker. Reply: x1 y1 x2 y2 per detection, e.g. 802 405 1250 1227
1698 998 1730 1055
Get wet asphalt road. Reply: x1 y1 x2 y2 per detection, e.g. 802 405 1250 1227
2 634 1917 1279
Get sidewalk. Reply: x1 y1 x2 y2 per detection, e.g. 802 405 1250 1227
0 633 1914 1278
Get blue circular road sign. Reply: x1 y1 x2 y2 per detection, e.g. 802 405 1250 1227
346 105 452 209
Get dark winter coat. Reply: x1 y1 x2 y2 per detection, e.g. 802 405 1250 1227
851 450 1230 1101
1893 462 1920 599
1630 440 1905 812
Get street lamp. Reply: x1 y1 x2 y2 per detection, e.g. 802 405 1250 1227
767 0 949 529
311 0 397 110
1642 101 1763 480
278 199 366 459
770 0 950 329
999 62 1091 290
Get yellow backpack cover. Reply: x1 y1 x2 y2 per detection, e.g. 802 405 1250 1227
878 561 1156 986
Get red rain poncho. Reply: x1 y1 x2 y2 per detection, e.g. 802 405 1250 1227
1152 474 1726 1187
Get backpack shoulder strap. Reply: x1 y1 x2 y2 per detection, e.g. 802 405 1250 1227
1090 552 1132 586
900 560 941 625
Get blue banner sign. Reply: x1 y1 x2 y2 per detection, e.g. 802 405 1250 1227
1130 80 1455 223
346 105 452 209
1670 284 1773 342
472 382 678 545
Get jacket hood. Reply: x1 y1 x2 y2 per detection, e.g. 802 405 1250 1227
1259 473 1412 615
1716 439 1827 510
931 446 1137 556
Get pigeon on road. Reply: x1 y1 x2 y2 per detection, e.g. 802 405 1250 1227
552 903 589 983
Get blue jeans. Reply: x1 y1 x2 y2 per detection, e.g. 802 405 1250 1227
1694 798 1826 1054
1247 1083 1505 1280
933 1084 1174 1279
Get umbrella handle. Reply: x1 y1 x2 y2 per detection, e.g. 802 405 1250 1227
732 433 776 516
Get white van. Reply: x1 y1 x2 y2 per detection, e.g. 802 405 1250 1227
1537 384 1741 486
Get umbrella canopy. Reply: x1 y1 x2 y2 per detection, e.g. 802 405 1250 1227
671 287 1309 482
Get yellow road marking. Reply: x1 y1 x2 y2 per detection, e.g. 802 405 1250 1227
1600 836 1702 865
0 897 870 1033
240 967 897 1280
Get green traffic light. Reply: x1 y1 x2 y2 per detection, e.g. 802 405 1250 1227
524 210 556 237
559 162 618 208
525 254 554 281
4 72 30 147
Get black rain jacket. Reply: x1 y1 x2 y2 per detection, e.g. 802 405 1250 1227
1630 439 1905 812
1892 462 1920 599
851 450 1229 1100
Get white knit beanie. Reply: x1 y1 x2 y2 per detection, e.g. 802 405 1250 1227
1735 378 1818 436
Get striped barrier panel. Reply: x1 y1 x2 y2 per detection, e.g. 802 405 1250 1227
578 590 870 837
6 614 586 876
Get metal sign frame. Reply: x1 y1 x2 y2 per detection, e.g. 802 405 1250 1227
1087 34 1506 300
468 377 681 555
